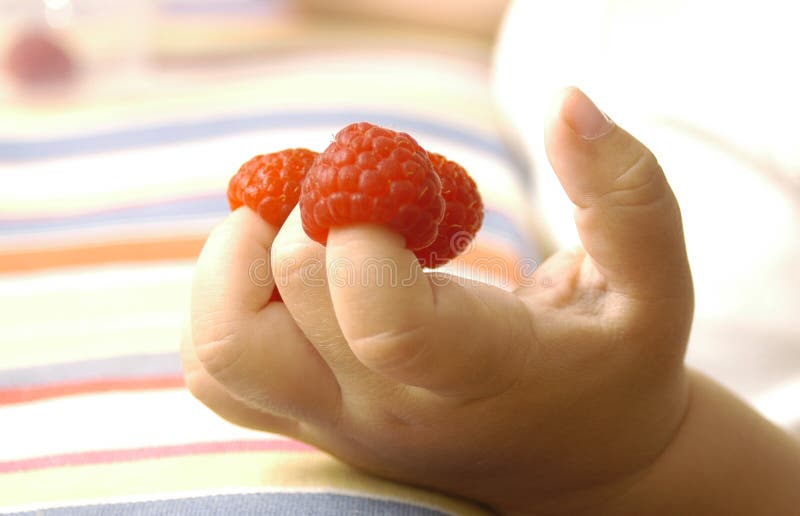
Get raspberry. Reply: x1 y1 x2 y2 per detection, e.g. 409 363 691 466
299 122 445 250
414 152 483 268
227 148 317 227
227 148 317 303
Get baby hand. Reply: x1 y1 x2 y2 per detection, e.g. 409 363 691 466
182 88 694 514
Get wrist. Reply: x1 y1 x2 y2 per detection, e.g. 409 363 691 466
493 368 693 516
595 370 800 516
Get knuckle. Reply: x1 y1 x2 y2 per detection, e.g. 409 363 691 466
602 147 667 208
348 324 429 373
192 314 247 380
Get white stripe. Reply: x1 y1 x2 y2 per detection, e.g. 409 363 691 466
0 389 278 462
0 261 192 296
0 131 322 216
0 217 217 251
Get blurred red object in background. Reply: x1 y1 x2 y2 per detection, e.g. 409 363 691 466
4 29 74 86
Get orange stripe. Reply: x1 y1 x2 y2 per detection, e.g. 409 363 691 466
0 376 186 406
453 245 517 269
0 237 206 273
449 242 530 289
0 236 524 277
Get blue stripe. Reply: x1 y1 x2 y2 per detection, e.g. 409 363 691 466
482 209 540 258
0 194 228 234
0 109 530 185
0 352 182 389
5 492 454 515
0 201 539 258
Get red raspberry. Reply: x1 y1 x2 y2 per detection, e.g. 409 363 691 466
414 152 483 268
227 148 317 227
299 122 445 250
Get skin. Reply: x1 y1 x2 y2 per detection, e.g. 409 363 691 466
181 88 800 515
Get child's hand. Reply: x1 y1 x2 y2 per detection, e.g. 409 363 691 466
182 88 694 514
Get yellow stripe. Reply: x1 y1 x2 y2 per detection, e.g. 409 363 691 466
0 452 489 515
0 264 190 369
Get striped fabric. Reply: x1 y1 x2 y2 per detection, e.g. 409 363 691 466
0 32 537 515
7 492 457 516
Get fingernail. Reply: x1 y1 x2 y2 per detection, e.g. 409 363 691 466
562 88 614 140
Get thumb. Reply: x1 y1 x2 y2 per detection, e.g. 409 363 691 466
544 87 691 299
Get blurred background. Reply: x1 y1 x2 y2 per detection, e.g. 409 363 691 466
0 0 798 506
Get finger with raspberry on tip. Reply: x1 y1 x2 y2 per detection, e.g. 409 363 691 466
188 165 342 426
300 122 529 399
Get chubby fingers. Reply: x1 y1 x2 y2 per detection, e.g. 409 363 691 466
326 224 532 399
180 315 301 436
271 207 372 381
544 87 692 302
190 207 340 423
